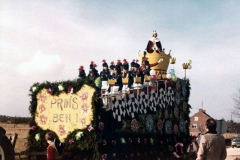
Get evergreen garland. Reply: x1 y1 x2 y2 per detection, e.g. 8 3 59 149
26 77 192 159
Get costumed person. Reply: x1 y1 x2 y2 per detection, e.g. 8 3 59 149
117 59 123 72
100 60 110 81
187 136 199 160
128 59 135 88
108 61 115 79
146 30 163 53
107 63 123 93
78 65 86 79
100 60 110 90
93 66 102 94
142 60 151 76
122 59 131 89
87 61 94 78
132 59 144 85
45 132 64 160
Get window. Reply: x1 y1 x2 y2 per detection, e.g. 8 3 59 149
194 117 198 121
192 124 197 128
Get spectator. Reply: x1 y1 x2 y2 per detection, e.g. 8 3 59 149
197 118 227 160
45 132 64 160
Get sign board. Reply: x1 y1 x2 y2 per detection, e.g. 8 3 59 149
35 84 95 141
216 119 228 134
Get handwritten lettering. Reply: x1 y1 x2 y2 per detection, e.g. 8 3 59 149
51 97 78 110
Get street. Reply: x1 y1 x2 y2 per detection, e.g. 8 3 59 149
227 147 240 160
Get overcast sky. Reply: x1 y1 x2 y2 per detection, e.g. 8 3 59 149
1 1 240 121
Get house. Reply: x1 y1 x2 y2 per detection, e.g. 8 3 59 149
189 109 212 136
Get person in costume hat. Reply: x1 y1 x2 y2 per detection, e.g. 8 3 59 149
45 131 64 160
141 58 151 76
122 59 129 78
100 60 110 91
100 60 110 81
113 64 123 91
128 59 136 89
108 61 115 79
91 64 99 79
78 65 86 79
146 30 163 53
115 60 122 72
107 64 123 93
122 59 132 89
89 63 102 93
132 59 144 85
87 61 94 78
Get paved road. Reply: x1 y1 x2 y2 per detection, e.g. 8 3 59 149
227 147 240 160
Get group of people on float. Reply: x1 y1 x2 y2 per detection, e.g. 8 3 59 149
78 56 163 93
78 30 164 93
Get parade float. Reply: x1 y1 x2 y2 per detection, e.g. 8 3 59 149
26 31 193 160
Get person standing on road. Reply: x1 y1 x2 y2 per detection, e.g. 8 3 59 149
197 118 227 160
45 132 64 160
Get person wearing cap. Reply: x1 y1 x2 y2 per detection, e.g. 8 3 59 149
142 60 151 76
122 59 132 89
127 60 135 89
115 60 123 72
107 64 123 93
196 118 227 160
78 66 86 79
108 61 115 79
100 60 110 91
122 59 129 78
89 64 102 94
87 61 94 78
100 60 110 81
146 30 163 53
113 65 123 91
132 59 144 85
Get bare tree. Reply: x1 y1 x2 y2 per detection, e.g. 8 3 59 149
231 88 240 118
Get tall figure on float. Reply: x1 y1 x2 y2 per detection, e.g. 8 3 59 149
146 30 162 53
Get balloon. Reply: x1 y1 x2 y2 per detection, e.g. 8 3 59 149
166 74 172 79
150 70 155 76
169 69 175 75
188 65 192 69
172 75 177 82
188 60 192 64
151 75 156 81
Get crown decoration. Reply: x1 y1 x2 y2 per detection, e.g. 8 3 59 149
134 77 141 84
139 49 171 72
182 63 189 69
170 57 176 64
144 75 151 82
156 75 161 80
122 78 129 85
108 79 115 86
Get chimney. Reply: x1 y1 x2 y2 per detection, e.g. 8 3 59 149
199 109 206 113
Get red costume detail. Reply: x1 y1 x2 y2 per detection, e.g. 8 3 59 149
46 145 55 160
